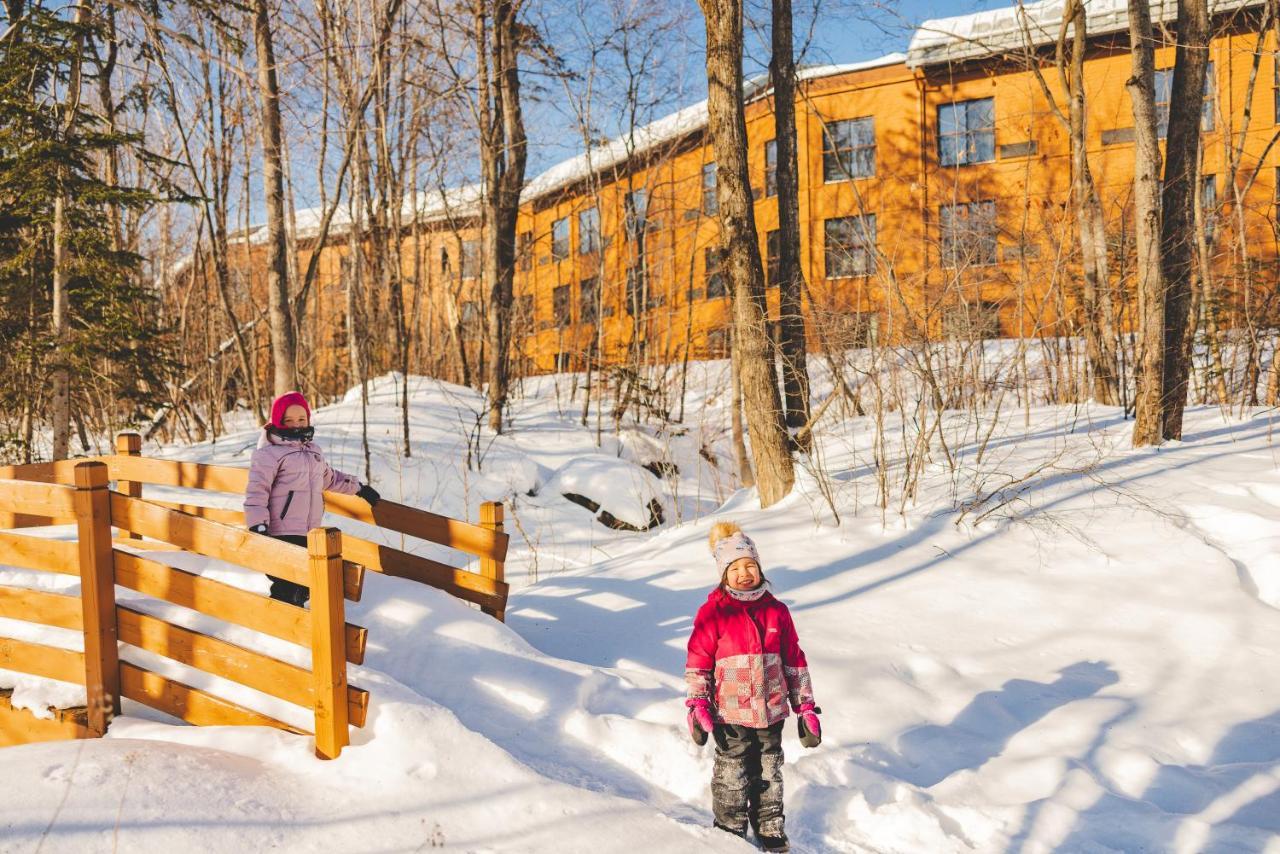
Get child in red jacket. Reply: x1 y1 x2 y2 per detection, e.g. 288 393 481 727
685 521 821 852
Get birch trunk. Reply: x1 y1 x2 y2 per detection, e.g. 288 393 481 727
698 0 794 506
253 0 297 395
1127 0 1166 447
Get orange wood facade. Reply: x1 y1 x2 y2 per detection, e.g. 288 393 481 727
227 11 1280 386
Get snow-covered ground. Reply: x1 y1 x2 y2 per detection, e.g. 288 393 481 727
2 362 1279 853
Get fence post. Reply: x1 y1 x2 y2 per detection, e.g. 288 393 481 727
73 461 120 736
479 501 505 622
115 433 142 540
309 527 348 759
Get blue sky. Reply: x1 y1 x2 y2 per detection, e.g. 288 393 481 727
522 0 1013 177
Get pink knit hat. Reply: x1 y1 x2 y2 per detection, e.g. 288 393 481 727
713 531 760 575
269 392 311 428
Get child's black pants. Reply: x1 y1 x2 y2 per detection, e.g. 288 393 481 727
712 720 786 837
266 534 309 606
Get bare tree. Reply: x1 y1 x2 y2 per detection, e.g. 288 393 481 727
1127 0 1167 446
697 0 794 507
770 0 811 437
1157 0 1210 440
477 0 528 433
253 0 298 395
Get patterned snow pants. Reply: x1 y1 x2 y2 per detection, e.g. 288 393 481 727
712 721 785 837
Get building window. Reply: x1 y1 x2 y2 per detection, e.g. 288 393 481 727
702 162 718 215
938 98 995 166
1274 55 1280 125
1155 62 1215 138
706 328 730 358
441 246 452 279
943 300 1002 340
1201 174 1218 242
824 215 876 278
765 229 781 286
579 207 600 254
514 294 534 331
517 231 532 272
764 140 777 197
703 247 728 298
579 276 598 323
625 188 647 239
460 300 482 339
553 284 572 327
939 201 997 268
822 117 875 181
551 216 570 260
461 239 480 279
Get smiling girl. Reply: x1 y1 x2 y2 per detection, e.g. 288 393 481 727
684 521 821 852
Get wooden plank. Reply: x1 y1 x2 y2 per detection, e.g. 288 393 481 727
0 636 85 684
102 455 249 494
109 495 363 603
110 493 303 581
147 501 245 525
74 462 121 736
0 479 77 520
0 459 91 485
341 533 508 612
0 511 74 528
324 494 509 562
116 434 143 541
119 662 305 734
479 502 506 621
114 605 368 719
117 605 312 709
0 586 83 630
309 528 347 759
113 537 182 551
114 550 367 665
0 689 91 747
0 532 78 576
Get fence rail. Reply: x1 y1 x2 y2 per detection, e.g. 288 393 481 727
0 434 511 758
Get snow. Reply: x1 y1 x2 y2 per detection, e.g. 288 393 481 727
3 359 1280 852
906 0 1263 69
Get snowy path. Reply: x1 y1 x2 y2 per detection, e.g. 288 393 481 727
2 371 1279 852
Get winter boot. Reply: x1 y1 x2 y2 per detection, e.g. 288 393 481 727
757 831 789 852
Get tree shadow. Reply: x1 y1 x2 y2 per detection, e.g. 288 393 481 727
860 661 1119 789
1034 708 1280 853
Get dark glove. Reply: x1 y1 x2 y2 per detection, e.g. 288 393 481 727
357 484 380 507
249 523 269 535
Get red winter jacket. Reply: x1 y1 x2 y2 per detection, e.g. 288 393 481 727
685 588 814 728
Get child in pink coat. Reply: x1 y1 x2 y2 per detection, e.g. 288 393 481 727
685 521 821 852
244 392 379 606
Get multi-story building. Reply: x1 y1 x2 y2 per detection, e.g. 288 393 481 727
223 0 1278 391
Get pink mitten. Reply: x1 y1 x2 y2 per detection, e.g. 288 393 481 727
685 698 716 745
796 702 821 747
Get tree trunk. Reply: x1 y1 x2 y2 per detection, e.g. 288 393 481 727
770 0 811 436
1158 0 1210 440
479 0 528 434
699 0 794 507
731 336 755 489
1062 0 1120 406
253 0 297 396
1127 0 1166 447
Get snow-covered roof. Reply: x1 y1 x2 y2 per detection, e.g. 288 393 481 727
518 54 907 203
907 0 1264 69
223 54 908 253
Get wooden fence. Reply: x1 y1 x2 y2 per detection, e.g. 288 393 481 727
0 435 510 758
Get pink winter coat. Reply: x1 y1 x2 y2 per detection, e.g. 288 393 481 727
685 588 815 729
243 430 361 536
